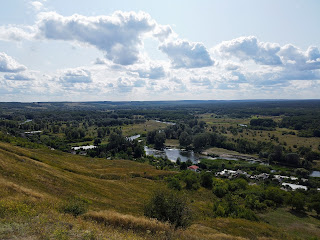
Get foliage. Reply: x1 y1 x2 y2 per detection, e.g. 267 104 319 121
167 177 182 191
200 172 213 189
62 197 90 217
144 189 192 228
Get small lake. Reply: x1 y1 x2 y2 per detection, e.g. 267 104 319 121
310 171 320 177
144 146 199 163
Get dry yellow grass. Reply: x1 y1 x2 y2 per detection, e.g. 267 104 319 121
84 210 171 234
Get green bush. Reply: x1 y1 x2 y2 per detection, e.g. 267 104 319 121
200 172 213 189
62 197 89 217
144 189 192 228
167 177 182 191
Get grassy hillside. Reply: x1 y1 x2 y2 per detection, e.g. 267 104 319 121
0 142 319 239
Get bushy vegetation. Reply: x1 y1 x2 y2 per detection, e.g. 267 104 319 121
144 189 192 228
62 197 90 217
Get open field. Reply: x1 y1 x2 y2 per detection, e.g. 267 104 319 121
121 120 168 137
200 114 320 152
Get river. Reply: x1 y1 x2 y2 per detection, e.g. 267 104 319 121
144 146 199 163
310 171 320 177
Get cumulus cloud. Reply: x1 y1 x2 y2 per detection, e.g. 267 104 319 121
59 68 92 83
0 25 36 41
4 73 34 81
135 65 166 79
216 36 282 65
190 77 213 88
36 11 171 65
0 52 27 72
159 39 214 68
29 1 44 11
153 25 174 41
279 44 320 70
94 58 108 65
117 77 141 92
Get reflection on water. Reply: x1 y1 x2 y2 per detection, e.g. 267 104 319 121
310 171 320 177
144 146 198 163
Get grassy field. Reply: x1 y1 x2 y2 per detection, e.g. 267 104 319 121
1 141 320 239
121 120 168 137
200 114 320 152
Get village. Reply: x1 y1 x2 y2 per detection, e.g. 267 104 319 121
187 164 314 191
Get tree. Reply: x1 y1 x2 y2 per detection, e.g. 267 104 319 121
180 162 187 170
268 145 283 164
167 177 182 191
285 153 300 166
179 131 192 148
200 172 213 189
193 133 209 150
265 187 285 206
154 131 166 149
184 173 200 190
212 179 228 198
94 138 101 146
290 192 305 212
144 189 192 228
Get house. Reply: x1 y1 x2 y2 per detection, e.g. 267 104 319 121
188 165 199 172
216 169 237 178
281 183 307 191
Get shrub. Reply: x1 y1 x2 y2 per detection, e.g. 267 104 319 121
62 197 89 217
213 179 228 198
265 187 285 206
167 177 182 191
200 172 213 189
144 189 192 228
290 192 305 212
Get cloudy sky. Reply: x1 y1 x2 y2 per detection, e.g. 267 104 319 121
0 0 320 101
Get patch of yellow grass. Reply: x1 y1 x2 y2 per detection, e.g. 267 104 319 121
84 210 171 234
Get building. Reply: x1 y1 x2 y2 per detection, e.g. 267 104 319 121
188 165 199 172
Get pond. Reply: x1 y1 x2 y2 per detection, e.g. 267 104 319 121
144 146 266 165
144 146 199 163
310 171 320 177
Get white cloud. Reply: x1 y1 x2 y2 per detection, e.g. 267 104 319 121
29 1 44 11
216 36 282 65
0 52 27 72
117 77 136 92
190 77 213 89
59 68 92 83
0 25 36 41
153 25 174 41
134 65 166 79
159 39 214 68
4 73 34 81
36 11 172 65
279 44 320 70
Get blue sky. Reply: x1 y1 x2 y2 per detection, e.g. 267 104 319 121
0 0 319 101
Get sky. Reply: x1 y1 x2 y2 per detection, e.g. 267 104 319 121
0 0 320 102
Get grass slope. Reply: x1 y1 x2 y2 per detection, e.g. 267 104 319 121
0 142 319 239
